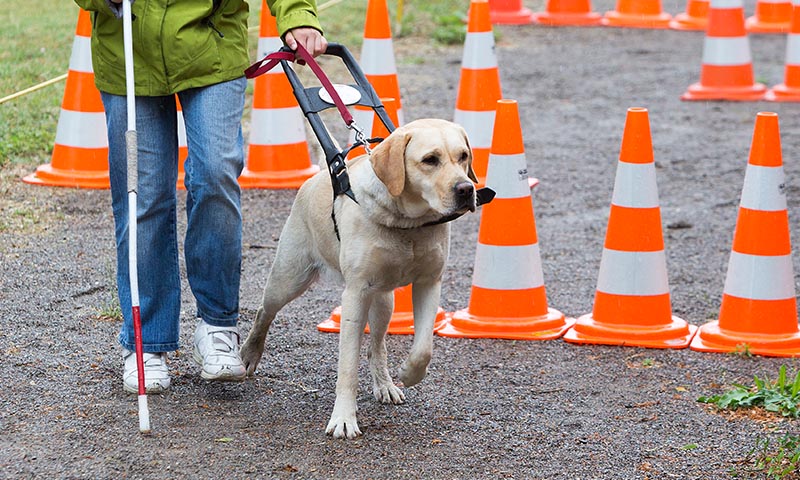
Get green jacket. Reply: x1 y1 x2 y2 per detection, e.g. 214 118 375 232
73 0 322 96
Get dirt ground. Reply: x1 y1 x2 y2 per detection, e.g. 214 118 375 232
3 0 800 478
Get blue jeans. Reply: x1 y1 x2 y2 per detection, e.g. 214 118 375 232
102 77 247 353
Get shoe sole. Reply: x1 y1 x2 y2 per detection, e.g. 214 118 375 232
122 382 168 395
192 349 246 382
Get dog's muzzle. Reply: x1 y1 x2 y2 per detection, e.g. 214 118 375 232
454 181 477 212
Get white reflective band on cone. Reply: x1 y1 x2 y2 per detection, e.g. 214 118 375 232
723 251 795 300
485 153 531 199
70 36 94 73
453 109 496 149
177 111 187 147
248 107 306 145
710 0 745 9
461 32 498 70
596 249 670 296
54 110 108 148
257 38 283 62
740 165 787 211
611 162 660 209
361 39 398 75
786 36 800 64
472 243 544 290
702 37 752 65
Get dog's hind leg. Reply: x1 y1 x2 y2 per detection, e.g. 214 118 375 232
367 291 405 405
326 286 371 439
241 227 319 376
399 281 442 387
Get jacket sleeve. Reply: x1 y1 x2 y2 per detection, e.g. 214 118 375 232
266 0 324 38
73 0 133 18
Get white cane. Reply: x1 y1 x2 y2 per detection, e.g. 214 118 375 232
122 0 150 434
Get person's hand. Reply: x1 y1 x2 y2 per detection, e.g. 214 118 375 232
284 27 328 58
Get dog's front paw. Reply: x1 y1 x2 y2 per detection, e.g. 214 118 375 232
373 380 405 405
239 338 264 376
325 410 361 439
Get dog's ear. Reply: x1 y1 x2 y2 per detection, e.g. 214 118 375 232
371 131 409 197
461 129 479 184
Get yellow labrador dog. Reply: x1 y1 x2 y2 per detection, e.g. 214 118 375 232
241 118 478 439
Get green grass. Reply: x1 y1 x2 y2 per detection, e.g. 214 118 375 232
94 301 123 322
699 367 800 478
731 343 755 358
698 365 800 418
317 0 470 48
744 435 800 480
0 0 469 170
0 0 76 168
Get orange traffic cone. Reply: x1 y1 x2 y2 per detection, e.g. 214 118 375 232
691 112 800 357
386 285 447 334
24 9 109 189
318 99 446 335
602 0 672 28
438 100 574 340
347 0 404 156
176 95 188 190
239 2 318 189
563 108 697 349
454 0 501 189
766 1 800 100
362 0 403 125
746 0 792 34
532 0 603 26
319 285 447 335
488 0 535 23
682 0 766 101
669 0 709 30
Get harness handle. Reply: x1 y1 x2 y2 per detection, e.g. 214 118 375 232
246 43 397 203
245 44 366 130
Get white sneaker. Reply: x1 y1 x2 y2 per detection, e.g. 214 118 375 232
193 319 246 381
122 349 170 394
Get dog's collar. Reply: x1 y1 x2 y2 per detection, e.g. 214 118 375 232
411 187 496 229
331 187 496 240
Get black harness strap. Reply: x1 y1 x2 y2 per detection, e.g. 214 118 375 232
329 137 385 241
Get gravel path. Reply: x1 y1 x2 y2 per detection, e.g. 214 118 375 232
2 1 799 478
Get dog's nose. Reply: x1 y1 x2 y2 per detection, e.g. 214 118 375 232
455 181 475 199
454 181 476 211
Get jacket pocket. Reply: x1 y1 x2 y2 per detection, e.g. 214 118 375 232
166 32 222 85
163 2 223 81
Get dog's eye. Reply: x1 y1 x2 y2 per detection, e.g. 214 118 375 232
458 151 469 163
421 154 440 166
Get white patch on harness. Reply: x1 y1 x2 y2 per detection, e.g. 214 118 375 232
319 84 362 106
